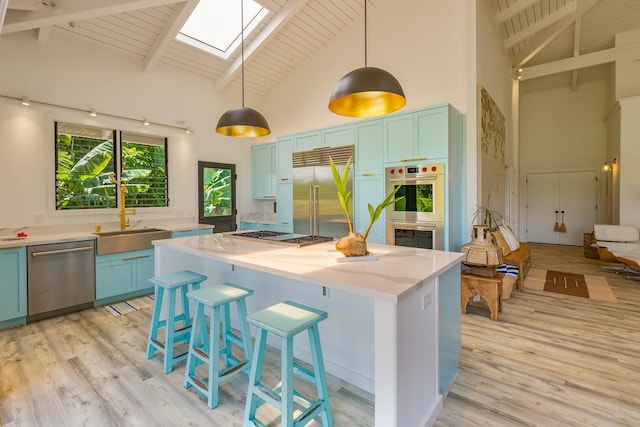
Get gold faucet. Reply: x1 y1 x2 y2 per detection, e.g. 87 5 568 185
110 173 136 230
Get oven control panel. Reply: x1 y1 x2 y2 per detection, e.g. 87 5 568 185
385 163 445 178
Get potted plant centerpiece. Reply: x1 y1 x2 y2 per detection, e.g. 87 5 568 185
330 156 403 257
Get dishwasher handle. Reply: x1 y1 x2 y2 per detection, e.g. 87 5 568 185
31 246 94 257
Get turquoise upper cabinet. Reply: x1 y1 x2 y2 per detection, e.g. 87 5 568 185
0 246 27 325
322 125 354 148
276 136 294 183
383 105 453 164
415 107 448 160
355 120 383 176
252 142 276 199
294 131 322 151
383 113 415 163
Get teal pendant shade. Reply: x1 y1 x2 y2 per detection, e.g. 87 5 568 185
328 66 406 118
215 106 271 137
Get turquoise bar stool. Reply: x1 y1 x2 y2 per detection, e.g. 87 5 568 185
244 301 333 427
146 270 207 374
184 282 254 409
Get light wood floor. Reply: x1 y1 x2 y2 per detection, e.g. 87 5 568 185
1 243 638 426
436 243 640 427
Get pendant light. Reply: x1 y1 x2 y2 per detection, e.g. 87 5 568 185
328 0 406 118
216 0 271 137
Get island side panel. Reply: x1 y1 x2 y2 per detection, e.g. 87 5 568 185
397 277 442 427
438 263 462 395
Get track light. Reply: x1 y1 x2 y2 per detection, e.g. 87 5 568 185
89 108 97 117
21 97 30 106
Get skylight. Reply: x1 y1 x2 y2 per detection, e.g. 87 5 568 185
177 0 269 60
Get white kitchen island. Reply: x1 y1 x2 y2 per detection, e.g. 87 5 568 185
153 233 464 427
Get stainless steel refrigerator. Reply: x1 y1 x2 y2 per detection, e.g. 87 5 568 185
292 145 354 239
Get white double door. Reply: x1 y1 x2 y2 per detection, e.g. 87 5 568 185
526 171 597 246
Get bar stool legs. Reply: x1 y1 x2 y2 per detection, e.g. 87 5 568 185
244 301 333 427
184 282 254 409
146 270 207 374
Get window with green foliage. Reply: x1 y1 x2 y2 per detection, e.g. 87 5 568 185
55 122 168 210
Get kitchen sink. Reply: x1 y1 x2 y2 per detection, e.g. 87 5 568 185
94 228 172 255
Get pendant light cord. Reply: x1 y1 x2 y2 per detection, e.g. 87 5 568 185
364 0 368 67
241 0 245 107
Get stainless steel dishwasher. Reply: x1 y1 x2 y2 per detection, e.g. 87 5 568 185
27 239 96 322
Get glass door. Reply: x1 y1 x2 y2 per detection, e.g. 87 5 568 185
198 161 236 232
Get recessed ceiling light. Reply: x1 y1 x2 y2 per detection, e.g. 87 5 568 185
89 108 97 117
143 118 150 126
21 97 30 106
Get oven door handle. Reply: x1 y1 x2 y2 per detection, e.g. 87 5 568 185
389 221 438 231
387 176 438 183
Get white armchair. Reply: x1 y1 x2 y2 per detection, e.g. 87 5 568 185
593 224 640 280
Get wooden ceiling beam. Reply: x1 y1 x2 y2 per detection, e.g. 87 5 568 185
505 1 577 49
570 15 583 91
495 0 538 25
143 0 200 72
512 0 601 68
0 0 8 35
1 0 182 34
520 41 640 80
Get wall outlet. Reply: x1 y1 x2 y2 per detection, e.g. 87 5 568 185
322 286 330 298
422 292 431 310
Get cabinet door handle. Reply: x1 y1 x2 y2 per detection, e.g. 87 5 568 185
279 178 289 181
362 173 375 177
264 195 276 199
400 157 428 162
122 255 152 261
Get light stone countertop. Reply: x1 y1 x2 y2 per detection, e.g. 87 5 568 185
0 222 212 249
154 233 464 302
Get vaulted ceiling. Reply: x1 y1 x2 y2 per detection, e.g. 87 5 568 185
494 0 640 87
2 0 640 96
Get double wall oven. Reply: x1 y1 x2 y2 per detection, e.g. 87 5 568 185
385 163 445 250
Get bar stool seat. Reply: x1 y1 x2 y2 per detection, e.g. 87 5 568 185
146 270 207 374
184 282 254 409
244 300 333 427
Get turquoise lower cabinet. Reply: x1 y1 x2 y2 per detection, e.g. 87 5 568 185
95 249 155 305
354 174 386 244
438 264 461 395
171 228 213 238
0 246 27 328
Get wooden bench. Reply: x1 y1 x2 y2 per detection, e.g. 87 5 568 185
503 242 532 290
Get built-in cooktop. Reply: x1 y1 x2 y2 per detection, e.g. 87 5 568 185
230 230 333 247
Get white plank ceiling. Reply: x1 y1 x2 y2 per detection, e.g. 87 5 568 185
494 0 640 85
1 0 640 95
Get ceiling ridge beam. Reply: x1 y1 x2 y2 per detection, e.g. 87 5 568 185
214 0 310 94
1 0 182 34
505 1 577 49
512 0 601 67
495 0 539 25
143 0 200 72
520 41 640 80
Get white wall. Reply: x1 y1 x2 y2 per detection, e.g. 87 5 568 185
264 0 468 136
619 96 640 226
475 0 514 228
519 77 609 228
0 30 270 228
